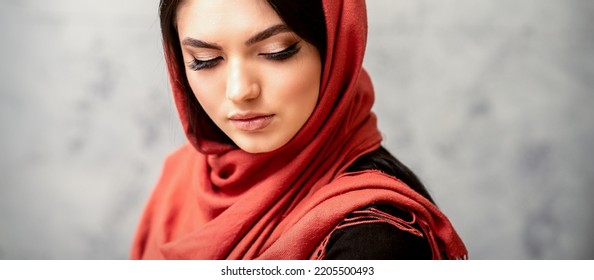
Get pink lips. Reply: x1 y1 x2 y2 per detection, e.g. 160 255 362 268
229 113 275 131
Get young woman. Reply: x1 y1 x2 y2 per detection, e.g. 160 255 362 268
131 0 467 259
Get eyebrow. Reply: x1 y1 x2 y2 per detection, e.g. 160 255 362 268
181 24 291 50
244 24 291 46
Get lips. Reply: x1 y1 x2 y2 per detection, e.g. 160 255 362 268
229 113 275 131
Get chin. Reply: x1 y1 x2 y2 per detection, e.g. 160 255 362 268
238 144 276 154
235 139 285 154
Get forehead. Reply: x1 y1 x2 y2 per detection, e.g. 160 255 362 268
176 0 284 37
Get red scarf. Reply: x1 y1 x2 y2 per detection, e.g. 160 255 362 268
131 0 467 260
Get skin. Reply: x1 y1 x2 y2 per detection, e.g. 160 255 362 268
176 0 322 153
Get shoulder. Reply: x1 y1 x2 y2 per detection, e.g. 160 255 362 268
322 205 432 260
137 143 202 227
131 143 202 259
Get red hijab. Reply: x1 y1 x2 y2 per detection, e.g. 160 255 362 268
131 0 467 259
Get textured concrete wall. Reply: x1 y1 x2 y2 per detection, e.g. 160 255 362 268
1 0 593 259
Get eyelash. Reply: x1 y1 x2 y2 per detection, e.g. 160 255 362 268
187 42 301 71
262 42 301 61
188 57 222 71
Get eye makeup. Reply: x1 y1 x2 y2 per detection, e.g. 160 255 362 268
261 41 301 61
187 41 302 71
187 56 222 71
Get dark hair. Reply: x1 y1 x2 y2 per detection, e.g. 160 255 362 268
265 0 326 60
159 0 434 204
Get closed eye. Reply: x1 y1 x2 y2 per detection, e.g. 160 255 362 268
188 57 223 71
187 42 300 70
261 42 301 61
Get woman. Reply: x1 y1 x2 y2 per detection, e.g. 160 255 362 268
131 0 467 259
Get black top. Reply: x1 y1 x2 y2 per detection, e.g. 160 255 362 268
323 205 432 260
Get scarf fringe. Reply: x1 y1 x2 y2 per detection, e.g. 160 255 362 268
312 206 462 260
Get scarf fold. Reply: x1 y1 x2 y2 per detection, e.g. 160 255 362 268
131 0 467 260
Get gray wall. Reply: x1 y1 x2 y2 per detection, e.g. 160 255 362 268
1 0 592 259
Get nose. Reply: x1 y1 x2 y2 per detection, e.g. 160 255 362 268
225 59 260 103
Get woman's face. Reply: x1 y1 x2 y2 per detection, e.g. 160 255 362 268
176 0 322 153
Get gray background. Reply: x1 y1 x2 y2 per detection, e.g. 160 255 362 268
1 0 592 259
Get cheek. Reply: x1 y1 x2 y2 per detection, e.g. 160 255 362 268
187 74 224 117
268 61 321 110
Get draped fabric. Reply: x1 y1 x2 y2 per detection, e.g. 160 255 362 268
131 0 467 260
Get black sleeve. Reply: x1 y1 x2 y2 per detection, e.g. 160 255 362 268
322 205 432 260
